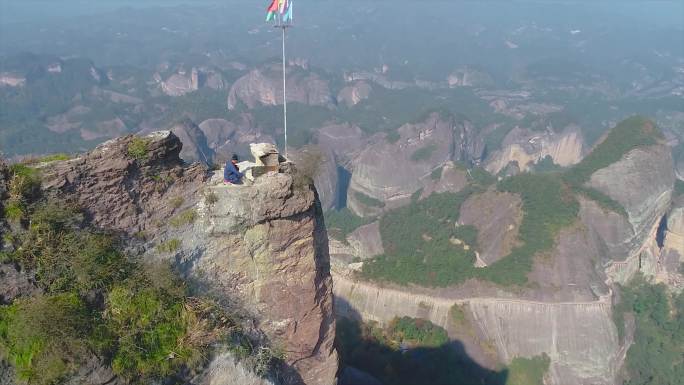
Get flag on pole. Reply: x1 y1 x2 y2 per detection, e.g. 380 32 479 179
283 0 293 22
265 0 292 23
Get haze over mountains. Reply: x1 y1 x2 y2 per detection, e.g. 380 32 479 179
0 1 683 385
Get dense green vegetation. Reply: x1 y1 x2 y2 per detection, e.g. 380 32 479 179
364 172 580 286
613 276 684 385
336 316 549 385
324 208 373 241
564 116 660 185
389 316 449 348
362 190 480 286
506 355 550 385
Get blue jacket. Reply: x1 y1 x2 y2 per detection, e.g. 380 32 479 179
224 161 244 183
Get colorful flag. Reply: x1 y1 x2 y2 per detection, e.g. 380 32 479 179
283 0 293 22
266 0 292 23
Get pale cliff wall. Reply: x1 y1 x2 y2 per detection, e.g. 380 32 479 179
485 125 584 174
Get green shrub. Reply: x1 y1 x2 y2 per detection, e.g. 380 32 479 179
24 153 72 165
127 136 151 161
410 144 437 162
612 276 684 385
388 316 448 348
0 294 91 385
105 285 196 379
324 208 373 241
506 354 550 385
362 189 479 286
157 239 181 253
169 209 197 228
354 192 385 208
467 167 496 188
8 202 130 295
3 200 23 222
8 164 41 201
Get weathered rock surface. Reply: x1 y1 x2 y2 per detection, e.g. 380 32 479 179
42 131 208 234
419 161 469 199
347 113 456 216
192 353 275 385
40 136 338 384
588 145 674 268
161 68 199 96
458 190 522 266
0 264 39 305
333 273 620 385
169 168 338 385
228 65 333 110
346 222 384 260
336 81 371 107
316 123 365 166
485 125 584 174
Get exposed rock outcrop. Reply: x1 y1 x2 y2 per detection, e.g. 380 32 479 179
228 65 333 110
316 123 365 166
485 125 584 174
40 135 338 384
41 131 208 234
171 169 337 385
458 190 522 266
588 145 674 282
337 81 371 107
346 222 384 260
347 112 456 216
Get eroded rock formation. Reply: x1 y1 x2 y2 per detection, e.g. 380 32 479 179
38 133 337 384
485 125 584 175
228 65 333 110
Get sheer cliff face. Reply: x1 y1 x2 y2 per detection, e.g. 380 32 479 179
485 125 584 175
176 171 337 385
584 145 675 284
40 133 338 385
347 112 457 216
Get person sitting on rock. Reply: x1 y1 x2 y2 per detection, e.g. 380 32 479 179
224 154 244 184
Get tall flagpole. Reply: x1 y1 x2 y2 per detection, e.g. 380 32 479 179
281 23 288 158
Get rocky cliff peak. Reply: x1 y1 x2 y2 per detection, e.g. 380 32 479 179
36 135 337 384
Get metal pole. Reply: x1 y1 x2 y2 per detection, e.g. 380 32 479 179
281 25 288 158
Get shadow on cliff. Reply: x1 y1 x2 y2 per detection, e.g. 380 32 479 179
335 297 508 385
